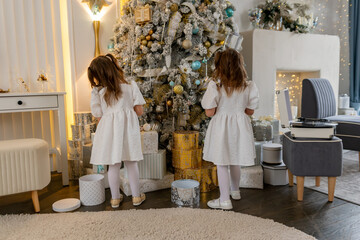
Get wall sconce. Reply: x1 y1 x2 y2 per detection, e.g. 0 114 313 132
82 0 112 57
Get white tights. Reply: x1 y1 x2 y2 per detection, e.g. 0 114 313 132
217 165 241 202
108 161 140 199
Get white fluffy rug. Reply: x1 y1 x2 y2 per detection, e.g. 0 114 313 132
0 208 314 240
304 150 360 205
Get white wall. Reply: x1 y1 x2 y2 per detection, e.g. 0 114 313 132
71 0 117 112
71 0 349 111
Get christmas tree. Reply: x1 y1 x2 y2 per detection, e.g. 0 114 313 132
112 0 238 150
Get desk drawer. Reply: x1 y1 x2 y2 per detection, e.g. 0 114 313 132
0 95 58 111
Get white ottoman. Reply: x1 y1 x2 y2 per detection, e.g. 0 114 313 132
0 139 50 212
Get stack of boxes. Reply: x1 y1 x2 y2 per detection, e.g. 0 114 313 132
173 131 218 193
250 116 288 186
67 112 97 180
119 127 174 196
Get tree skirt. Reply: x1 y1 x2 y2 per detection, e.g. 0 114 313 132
0 208 314 240
304 150 360 205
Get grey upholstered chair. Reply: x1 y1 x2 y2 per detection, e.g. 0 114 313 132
301 78 360 169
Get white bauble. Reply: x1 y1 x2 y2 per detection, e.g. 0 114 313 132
143 123 151 132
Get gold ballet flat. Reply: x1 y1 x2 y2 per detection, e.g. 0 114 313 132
110 194 124 208
132 193 146 206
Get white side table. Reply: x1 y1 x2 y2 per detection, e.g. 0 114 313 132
0 92 69 185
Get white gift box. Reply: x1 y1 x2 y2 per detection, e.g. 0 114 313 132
79 174 105 206
119 169 174 196
262 161 288 186
240 165 264 189
89 166 109 188
141 131 158 154
125 150 166 179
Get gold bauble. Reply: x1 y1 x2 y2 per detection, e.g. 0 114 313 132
147 41 153 48
142 40 148 46
146 35 151 41
174 85 184 95
182 39 192 49
170 3 178 12
140 35 146 40
149 29 154 35
167 100 173 106
204 41 211 48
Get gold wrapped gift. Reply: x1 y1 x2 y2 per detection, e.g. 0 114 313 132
135 5 152 24
173 131 199 150
174 161 218 192
172 148 202 169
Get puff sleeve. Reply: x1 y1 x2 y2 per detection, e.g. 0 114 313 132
247 81 259 110
201 80 220 109
90 87 103 118
131 81 146 106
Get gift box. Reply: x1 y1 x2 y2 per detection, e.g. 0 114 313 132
120 169 174 196
254 123 273 141
68 159 83 180
173 131 199 150
141 131 158 154
82 143 92 169
135 5 152 24
125 150 166 179
68 140 83 160
240 165 263 189
74 112 94 125
71 124 91 143
92 164 107 174
174 161 218 193
271 119 280 136
92 164 109 188
172 148 202 169
254 141 266 166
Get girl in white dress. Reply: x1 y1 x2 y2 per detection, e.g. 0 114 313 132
201 49 259 210
88 54 146 208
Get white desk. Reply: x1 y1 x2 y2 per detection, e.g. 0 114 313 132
0 92 69 185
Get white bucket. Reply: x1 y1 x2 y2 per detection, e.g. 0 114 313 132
79 174 105 206
171 179 200 207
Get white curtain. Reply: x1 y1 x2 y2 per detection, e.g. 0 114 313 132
0 0 68 171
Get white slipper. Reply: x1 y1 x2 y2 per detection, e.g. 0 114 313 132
230 190 241 200
207 198 233 210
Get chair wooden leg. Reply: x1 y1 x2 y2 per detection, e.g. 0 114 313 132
296 176 305 201
328 177 336 202
31 190 40 213
288 170 294 187
315 177 321 187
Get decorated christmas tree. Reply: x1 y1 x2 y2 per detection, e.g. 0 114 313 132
112 0 238 150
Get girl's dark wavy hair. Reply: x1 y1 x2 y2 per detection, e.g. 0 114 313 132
88 54 127 106
212 48 248 96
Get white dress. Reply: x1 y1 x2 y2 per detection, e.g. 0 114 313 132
201 80 259 166
90 81 146 165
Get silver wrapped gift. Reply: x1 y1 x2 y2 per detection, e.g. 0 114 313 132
171 179 200 207
253 121 273 141
68 140 83 160
74 112 94 125
82 143 93 169
71 124 91 143
68 159 84 180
